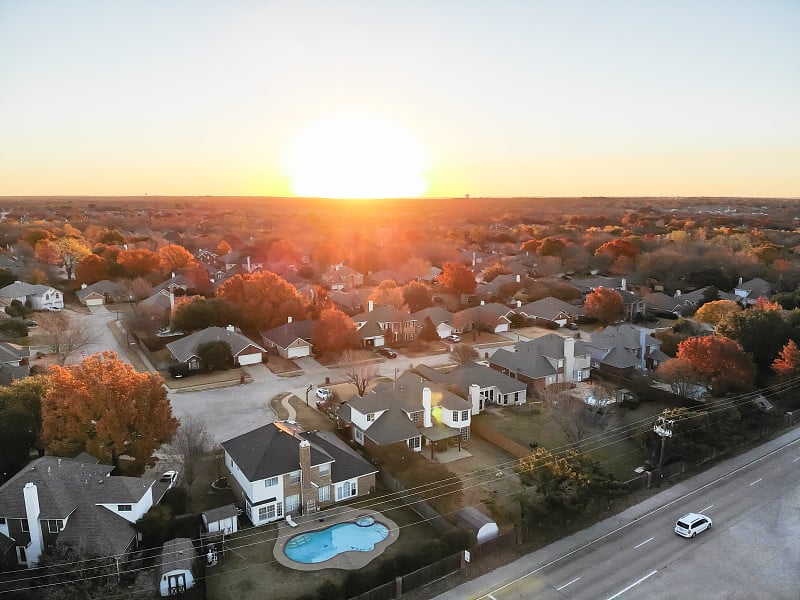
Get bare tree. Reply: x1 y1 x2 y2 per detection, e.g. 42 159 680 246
171 416 214 487
339 348 379 396
450 344 479 364
36 312 101 366
538 383 614 451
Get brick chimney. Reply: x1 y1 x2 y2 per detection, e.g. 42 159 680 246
368 299 374 312
298 440 315 514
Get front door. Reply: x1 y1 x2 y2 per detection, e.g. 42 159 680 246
167 573 186 595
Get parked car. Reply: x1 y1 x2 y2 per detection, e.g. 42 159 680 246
566 322 580 330
315 387 333 401
444 335 461 343
46 306 62 312
159 470 179 488
675 513 712 538
23 320 38 327
377 347 397 358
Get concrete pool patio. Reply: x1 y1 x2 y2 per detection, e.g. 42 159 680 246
272 506 400 571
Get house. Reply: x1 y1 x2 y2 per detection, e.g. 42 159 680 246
75 280 132 307
0 281 64 311
0 455 171 569
415 362 527 411
222 423 377 526
158 538 197 597
453 302 514 333
517 297 584 327
412 307 455 340
489 333 591 388
260 317 314 359
476 273 524 299
165 326 266 370
643 291 696 317
352 301 417 346
733 277 772 306
585 323 669 376
0 342 31 385
322 264 364 291
336 371 472 455
152 274 190 296
329 289 370 315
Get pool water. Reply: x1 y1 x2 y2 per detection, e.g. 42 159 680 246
285 520 389 564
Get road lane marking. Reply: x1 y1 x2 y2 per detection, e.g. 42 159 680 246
488 595 498 600
793 456 800 463
556 577 580 591
700 504 714 512
606 570 658 600
749 478 763 486
634 537 653 549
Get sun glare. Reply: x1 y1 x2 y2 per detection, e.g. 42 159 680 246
285 114 428 199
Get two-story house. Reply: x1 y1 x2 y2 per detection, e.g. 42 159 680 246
336 372 472 456
585 323 669 376
322 264 364 291
222 423 377 526
0 281 64 311
351 301 417 346
415 362 527 412
489 333 591 389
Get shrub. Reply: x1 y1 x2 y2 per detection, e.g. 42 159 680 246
161 487 190 515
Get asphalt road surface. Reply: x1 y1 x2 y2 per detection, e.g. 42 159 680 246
434 428 800 600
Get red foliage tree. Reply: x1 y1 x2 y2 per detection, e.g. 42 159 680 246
676 336 756 395
75 254 110 285
181 263 214 296
584 287 624 324
117 248 161 278
438 262 477 295
217 270 308 331
594 238 639 259
311 307 361 354
772 340 800 379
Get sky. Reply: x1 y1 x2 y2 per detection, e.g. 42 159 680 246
1 0 798 198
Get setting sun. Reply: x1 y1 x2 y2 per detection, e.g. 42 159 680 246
284 114 429 199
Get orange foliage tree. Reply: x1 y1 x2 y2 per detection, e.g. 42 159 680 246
772 340 800 379
311 307 361 354
752 296 782 311
117 248 161 278
368 280 405 308
676 336 755 395
694 299 740 327
217 271 308 331
593 238 639 259
75 254 110 285
438 262 477 295
158 244 195 274
584 287 624 324
42 352 177 474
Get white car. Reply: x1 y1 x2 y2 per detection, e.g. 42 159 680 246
444 334 461 343
315 387 333 401
675 512 712 538
159 470 179 488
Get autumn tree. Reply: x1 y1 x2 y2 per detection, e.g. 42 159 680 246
402 280 433 312
438 261 477 295
171 296 243 332
170 416 214 487
772 340 800 380
0 375 49 479
75 253 110 285
217 271 308 331
216 239 232 256
35 544 117 600
656 358 705 400
312 307 361 354
368 279 405 308
417 316 440 342
181 262 214 296
53 237 92 280
584 287 624 324
36 311 101 365
676 336 756 395
694 299 740 327
339 349 378 396
481 262 510 282
752 296 782 311
42 352 177 474
116 248 161 278
593 238 639 259
538 384 614 450
449 344 479 364
158 243 195 274
197 340 233 371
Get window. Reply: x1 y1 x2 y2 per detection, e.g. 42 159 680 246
318 463 330 477
17 546 26 564
410 411 420 423
0 517 6 525
407 437 421 450
318 485 330 503
47 520 64 533
285 494 300 513
276 502 283 517
266 504 277 520
366 413 374 422
289 471 301 484
452 411 459 422
336 482 356 501
20 519 29 533
461 410 470 420
258 506 268 522
354 429 364 444
117 505 132 512
264 477 279 487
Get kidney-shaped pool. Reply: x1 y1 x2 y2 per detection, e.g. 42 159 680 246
284 518 389 564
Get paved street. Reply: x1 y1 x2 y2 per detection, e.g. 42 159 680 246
432 428 800 600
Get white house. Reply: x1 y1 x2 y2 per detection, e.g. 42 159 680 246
0 281 64 311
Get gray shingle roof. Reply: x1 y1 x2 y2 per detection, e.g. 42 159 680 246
300 431 377 483
166 327 265 362
75 280 131 302
352 305 413 324
260 320 314 349
411 307 453 326
203 503 238 524
159 538 195 575
0 281 54 298
360 407 422 445
518 297 584 321
442 363 527 396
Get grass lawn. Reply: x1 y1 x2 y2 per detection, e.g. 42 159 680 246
206 491 440 600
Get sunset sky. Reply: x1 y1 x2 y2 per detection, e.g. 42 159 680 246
1 1 798 198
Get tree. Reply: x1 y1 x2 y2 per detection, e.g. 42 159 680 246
772 340 800 379
35 544 117 600
716 308 793 372
402 280 432 312
694 299 740 327
699 285 720 307
311 307 361 354
116 248 161 278
181 262 214 296
216 239 232 256
449 344 479 364
368 280 405 308
538 383 614 450
171 297 243 332
75 253 110 285
339 349 378 396
752 296 782 311
584 287 624 324
438 262 477 295
594 238 639 259
36 311 101 365
42 352 178 474
676 336 756 395
196 340 233 371
53 237 92 280
158 243 195 273
0 267 15 288
0 375 48 459
170 416 214 487
480 262 510 282
217 271 308 331
656 358 705 400
417 316 440 342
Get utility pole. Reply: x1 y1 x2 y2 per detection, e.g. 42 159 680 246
654 410 674 485
305 384 313 406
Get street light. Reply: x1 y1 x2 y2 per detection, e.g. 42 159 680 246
305 384 313 406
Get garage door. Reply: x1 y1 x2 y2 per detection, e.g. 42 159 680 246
85 298 104 306
494 324 510 333
237 353 263 365
287 346 309 359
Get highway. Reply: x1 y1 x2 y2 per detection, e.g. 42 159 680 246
433 428 800 600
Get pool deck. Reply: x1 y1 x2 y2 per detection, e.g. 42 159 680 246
272 505 400 571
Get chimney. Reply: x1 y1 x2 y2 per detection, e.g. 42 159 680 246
516 300 522 308
422 387 432 428
675 290 681 297
469 383 482 414
298 440 314 512
288 316 293 324
738 276 743 286
226 324 235 332
563 336 575 383
515 274 521 283
171 272 175 279
81 283 87 289
639 327 648 370
247 256 252 273
23 483 44 566
620 277 627 290
480 300 485 306
169 291 174 310
368 300 374 313
472 251 476 267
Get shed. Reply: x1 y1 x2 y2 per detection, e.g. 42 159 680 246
455 506 499 544
159 538 197 597
202 503 239 534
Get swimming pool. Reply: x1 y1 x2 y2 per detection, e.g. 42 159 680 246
284 518 390 564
